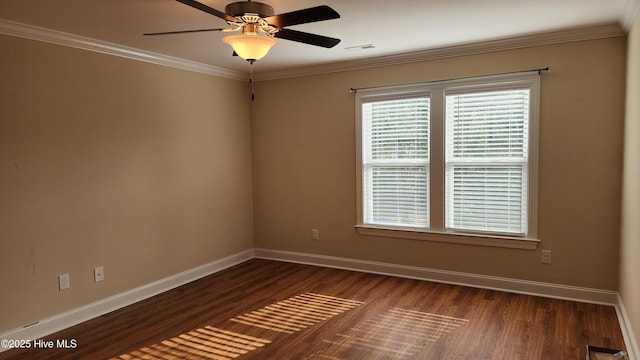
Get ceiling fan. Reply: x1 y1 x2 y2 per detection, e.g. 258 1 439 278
144 0 341 62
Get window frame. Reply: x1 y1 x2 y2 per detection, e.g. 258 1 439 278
354 73 540 250
361 90 431 229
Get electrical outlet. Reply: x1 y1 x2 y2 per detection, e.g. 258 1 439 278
541 250 552 264
312 229 319 241
94 266 104 282
58 274 70 290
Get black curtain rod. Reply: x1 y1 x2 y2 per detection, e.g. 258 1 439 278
348 67 550 93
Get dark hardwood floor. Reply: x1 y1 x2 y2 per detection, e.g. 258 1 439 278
0 259 627 359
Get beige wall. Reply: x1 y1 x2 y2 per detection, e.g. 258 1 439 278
621 10 640 353
252 37 626 290
0 35 254 332
0 23 633 344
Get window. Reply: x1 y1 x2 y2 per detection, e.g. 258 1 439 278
362 96 430 228
355 73 540 249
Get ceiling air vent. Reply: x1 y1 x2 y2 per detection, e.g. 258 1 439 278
345 44 376 52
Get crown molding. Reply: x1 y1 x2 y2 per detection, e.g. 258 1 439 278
0 18 627 82
620 0 640 31
256 23 625 81
0 19 246 81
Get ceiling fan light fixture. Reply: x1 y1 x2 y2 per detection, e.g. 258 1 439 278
222 33 278 61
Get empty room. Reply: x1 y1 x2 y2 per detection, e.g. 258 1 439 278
1 0 639 359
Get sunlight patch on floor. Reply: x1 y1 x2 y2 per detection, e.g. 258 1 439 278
112 293 365 359
320 308 469 359
230 292 364 334
112 326 271 360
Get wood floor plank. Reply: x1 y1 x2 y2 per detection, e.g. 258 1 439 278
0 259 627 359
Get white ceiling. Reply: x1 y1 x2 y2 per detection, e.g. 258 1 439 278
0 0 634 79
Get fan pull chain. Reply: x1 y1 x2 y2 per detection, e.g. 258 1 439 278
249 59 255 102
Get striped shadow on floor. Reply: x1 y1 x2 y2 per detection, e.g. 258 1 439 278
319 308 469 359
230 293 365 334
112 326 271 360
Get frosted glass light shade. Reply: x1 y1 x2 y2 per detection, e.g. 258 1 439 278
222 34 278 61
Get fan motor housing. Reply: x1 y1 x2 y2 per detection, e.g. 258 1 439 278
225 1 274 17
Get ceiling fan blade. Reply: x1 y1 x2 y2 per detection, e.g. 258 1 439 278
144 28 225 36
175 0 237 23
265 5 339 28
275 28 340 48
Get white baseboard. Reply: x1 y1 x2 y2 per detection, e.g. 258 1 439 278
2 247 637 360
254 248 619 304
0 249 253 351
616 294 640 360
254 248 640 359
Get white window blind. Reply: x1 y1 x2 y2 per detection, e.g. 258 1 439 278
445 89 530 235
355 72 539 246
362 97 430 228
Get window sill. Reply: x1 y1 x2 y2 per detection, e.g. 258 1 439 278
354 225 539 250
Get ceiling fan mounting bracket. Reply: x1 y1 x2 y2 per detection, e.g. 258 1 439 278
225 1 274 18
